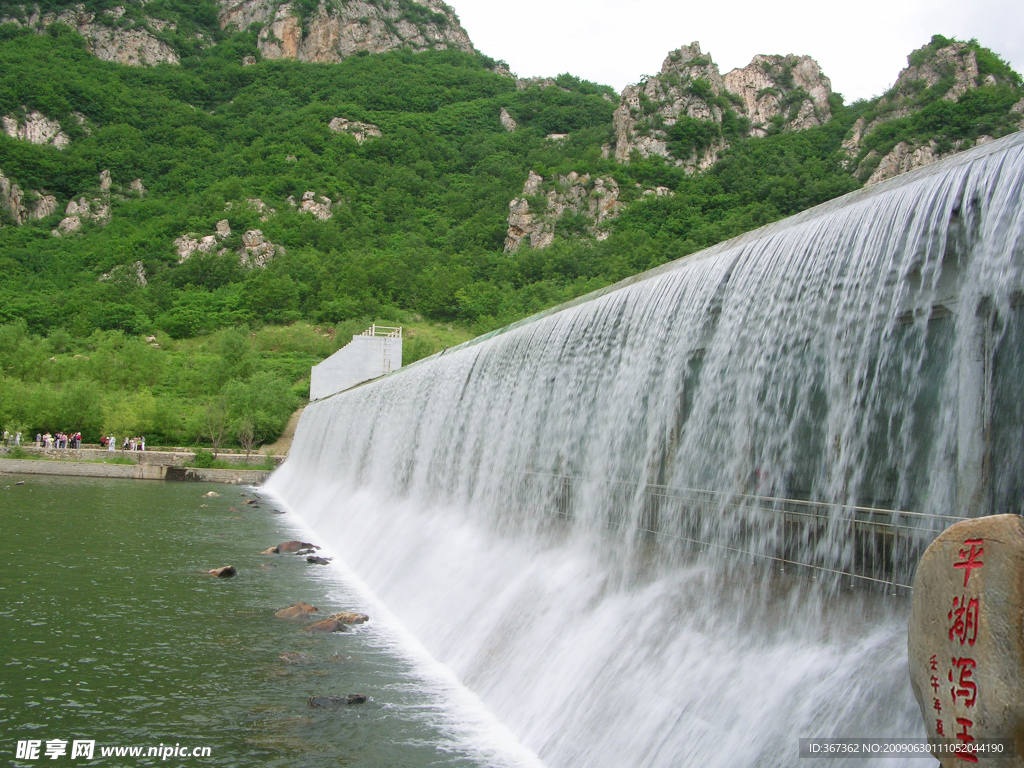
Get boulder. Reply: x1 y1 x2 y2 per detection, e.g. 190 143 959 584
308 694 366 707
277 540 318 553
306 556 331 565
304 618 349 634
908 514 1024 764
329 612 369 625
208 566 237 578
275 601 319 619
261 546 280 555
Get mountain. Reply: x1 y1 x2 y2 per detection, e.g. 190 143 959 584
0 0 478 65
0 3 1021 446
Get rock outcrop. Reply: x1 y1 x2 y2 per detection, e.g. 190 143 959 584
844 39 1021 184
174 218 281 267
328 117 381 144
218 0 475 63
99 260 147 286
610 42 833 170
504 170 625 252
611 42 728 170
0 171 57 225
1 5 180 66
1 111 70 149
52 172 114 237
240 229 283 267
499 108 518 132
173 219 232 262
245 197 276 221
722 54 832 138
288 190 333 220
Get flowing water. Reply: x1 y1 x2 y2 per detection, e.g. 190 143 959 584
269 133 1024 767
0 475 541 767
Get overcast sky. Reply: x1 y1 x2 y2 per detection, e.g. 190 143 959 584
450 0 1023 103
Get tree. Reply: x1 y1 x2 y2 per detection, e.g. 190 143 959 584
201 398 228 458
235 416 256 460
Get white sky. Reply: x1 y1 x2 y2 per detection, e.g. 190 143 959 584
450 0 1024 103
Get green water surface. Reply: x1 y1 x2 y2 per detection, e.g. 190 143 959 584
0 474 495 767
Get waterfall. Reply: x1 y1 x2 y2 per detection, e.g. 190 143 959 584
267 131 1024 767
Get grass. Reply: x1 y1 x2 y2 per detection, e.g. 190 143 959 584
186 450 277 470
3 446 40 460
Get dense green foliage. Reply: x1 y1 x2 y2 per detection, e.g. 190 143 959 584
0 22 1020 445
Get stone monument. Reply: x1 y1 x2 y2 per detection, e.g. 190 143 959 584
909 514 1024 766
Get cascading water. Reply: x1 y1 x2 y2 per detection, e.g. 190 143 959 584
267 131 1024 767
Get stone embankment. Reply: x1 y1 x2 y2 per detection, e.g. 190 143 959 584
6 446 284 466
0 459 271 484
0 446 283 484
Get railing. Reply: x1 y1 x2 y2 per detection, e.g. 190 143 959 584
361 324 402 338
518 472 972 590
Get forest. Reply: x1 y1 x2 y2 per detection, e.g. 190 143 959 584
0 13 1020 447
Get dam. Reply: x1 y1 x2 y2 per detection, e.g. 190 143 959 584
267 131 1024 766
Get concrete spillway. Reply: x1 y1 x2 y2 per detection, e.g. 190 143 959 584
267 132 1024 767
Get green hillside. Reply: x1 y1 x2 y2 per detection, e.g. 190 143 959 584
0 15 1020 447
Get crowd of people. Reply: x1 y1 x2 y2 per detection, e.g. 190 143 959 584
35 432 82 449
100 435 146 451
2 431 149 451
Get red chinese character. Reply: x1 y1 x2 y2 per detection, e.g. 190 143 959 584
955 717 978 764
948 596 980 646
930 654 939 671
949 658 977 707
933 698 942 713
936 719 945 736
931 675 941 693
953 539 985 587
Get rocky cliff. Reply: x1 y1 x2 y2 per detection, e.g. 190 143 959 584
0 5 181 66
723 54 833 138
2 0 476 67
504 171 673 252
0 170 56 225
219 0 474 62
610 42 833 170
843 38 1024 184
2 111 70 148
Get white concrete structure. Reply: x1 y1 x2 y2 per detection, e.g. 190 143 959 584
310 325 402 400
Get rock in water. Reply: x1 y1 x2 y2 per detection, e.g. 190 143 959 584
908 514 1024 765
329 612 369 625
306 556 331 565
308 694 366 707
275 602 318 619
277 540 318 553
304 619 348 634
208 566 237 578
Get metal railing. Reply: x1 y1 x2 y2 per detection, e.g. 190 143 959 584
361 324 402 338
517 471 971 590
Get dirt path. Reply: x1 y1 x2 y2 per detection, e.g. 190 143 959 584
259 406 305 456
